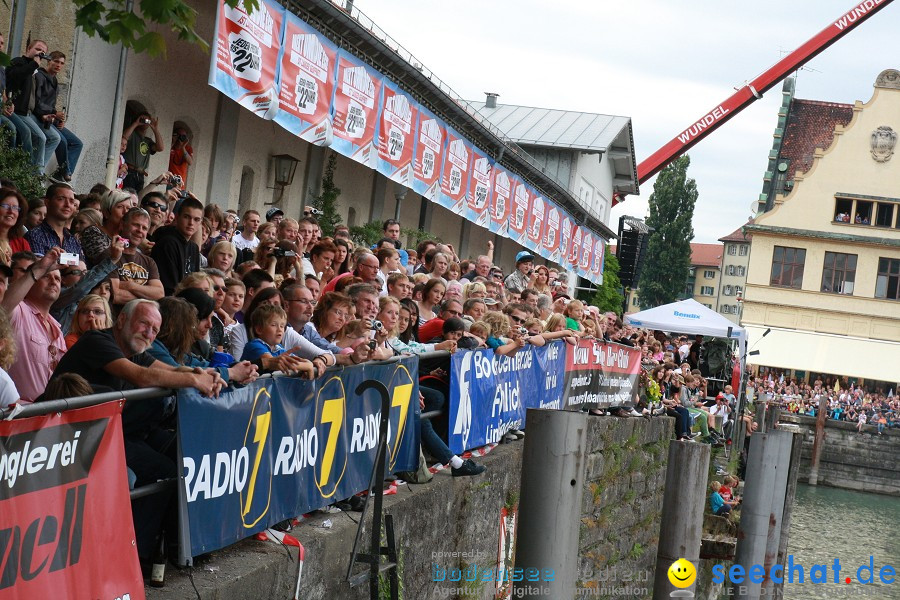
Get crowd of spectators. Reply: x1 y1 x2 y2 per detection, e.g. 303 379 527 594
750 371 899 435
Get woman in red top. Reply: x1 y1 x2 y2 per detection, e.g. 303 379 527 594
0 187 32 264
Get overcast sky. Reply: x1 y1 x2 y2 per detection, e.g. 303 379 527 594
355 0 895 243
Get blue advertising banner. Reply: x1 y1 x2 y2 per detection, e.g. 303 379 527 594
178 358 419 557
448 342 566 454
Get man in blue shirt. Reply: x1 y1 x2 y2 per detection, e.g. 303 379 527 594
25 183 83 259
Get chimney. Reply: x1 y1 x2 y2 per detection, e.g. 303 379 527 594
485 92 499 109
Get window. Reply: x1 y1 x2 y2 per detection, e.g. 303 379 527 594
703 303 712 309
855 201 873 225
721 305 731 314
632 296 639 307
723 285 732 296
821 252 857 295
770 246 806 288
876 204 895 228
700 286 715 296
834 198 853 223
735 285 743 297
737 266 746 277
876 258 900 300
704 270 715 279
739 245 748 256
728 245 737 256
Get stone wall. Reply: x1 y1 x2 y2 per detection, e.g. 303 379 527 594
779 414 900 496
147 415 673 599
578 416 673 599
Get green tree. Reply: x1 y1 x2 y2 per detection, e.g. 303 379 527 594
637 155 697 309
72 0 260 58
0 132 45 202
590 246 623 315
308 152 342 238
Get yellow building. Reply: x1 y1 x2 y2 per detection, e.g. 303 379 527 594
743 70 900 388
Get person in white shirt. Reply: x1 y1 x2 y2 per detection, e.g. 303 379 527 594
232 209 261 252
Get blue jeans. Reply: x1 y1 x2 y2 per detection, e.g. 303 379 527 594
54 127 83 176
25 114 61 169
420 385 452 465
6 113 33 160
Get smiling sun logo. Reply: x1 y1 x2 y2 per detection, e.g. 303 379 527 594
668 558 697 589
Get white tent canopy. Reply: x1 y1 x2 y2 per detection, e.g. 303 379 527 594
624 298 746 349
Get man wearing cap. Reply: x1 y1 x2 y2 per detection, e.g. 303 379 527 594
266 207 284 226
504 251 536 295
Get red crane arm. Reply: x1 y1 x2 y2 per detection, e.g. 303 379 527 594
632 0 893 189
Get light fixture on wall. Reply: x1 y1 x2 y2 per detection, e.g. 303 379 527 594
267 154 300 204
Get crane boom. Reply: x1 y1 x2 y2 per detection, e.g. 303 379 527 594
632 0 893 191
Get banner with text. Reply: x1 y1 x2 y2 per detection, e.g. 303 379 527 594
274 12 338 145
0 403 143 600
376 80 419 187
412 108 447 201
331 51 383 168
448 343 566 453
178 359 419 557
463 148 493 229
508 177 530 245
564 339 641 407
489 167 512 237
439 127 473 215
210 0 285 119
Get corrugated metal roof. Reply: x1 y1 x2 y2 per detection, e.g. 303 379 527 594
468 102 632 152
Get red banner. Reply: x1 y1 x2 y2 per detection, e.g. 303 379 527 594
544 204 561 260
564 340 641 406
527 191 546 248
377 82 418 186
0 403 143 600
592 237 606 279
466 149 492 228
211 0 284 118
440 131 471 212
412 111 446 200
332 52 382 167
579 230 594 274
569 225 582 266
489 169 512 236
275 13 337 144
509 179 530 241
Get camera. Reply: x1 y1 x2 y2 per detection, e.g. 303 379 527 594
168 174 184 188
116 236 130 248
271 247 297 258
551 281 562 287
527 268 534 276
37 52 49 60
176 133 188 143
371 320 384 332
517 326 528 336
140 117 151 125
59 252 79 266
303 207 323 217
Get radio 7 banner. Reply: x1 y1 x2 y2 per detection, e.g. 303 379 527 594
332 51 383 168
178 359 419 557
376 81 419 187
439 129 473 214
464 148 493 229
0 403 143 600
274 13 337 145
578 230 594 282
448 343 566 454
508 178 530 245
412 108 447 201
527 190 546 254
559 212 574 267
592 237 606 283
564 340 641 407
489 168 512 237
543 202 562 263
210 0 285 119
568 225 582 267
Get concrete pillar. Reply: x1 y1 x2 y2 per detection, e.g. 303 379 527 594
458 219 472 259
653 441 710 599
205 94 240 207
302 144 326 212
417 196 434 233
808 395 828 486
393 183 406 221
368 172 387 224
773 431 803 600
733 429 794 599
513 409 588 599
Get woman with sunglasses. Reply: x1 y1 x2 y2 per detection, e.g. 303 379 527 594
64 294 113 349
0 187 32 264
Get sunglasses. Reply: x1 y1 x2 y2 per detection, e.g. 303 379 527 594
142 200 167 212
510 315 525 324
63 269 85 277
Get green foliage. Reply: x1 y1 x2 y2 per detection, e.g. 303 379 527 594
71 0 259 58
638 155 697 309
589 245 624 315
0 131 44 203
350 222 439 249
308 152 342 238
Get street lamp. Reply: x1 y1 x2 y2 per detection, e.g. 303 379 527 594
269 154 300 204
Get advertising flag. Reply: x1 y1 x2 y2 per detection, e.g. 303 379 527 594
465 148 493 229
592 237 606 283
439 129 472 214
489 168 512 237
274 13 337 145
578 230 594 280
210 0 285 119
527 190 546 253
376 81 419 186
412 109 447 201
0 403 144 600
508 178 530 245
332 51 383 168
559 212 574 266
543 203 561 263
569 225 582 266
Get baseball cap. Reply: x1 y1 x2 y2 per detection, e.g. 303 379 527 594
266 207 284 221
515 251 534 264
483 297 499 306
